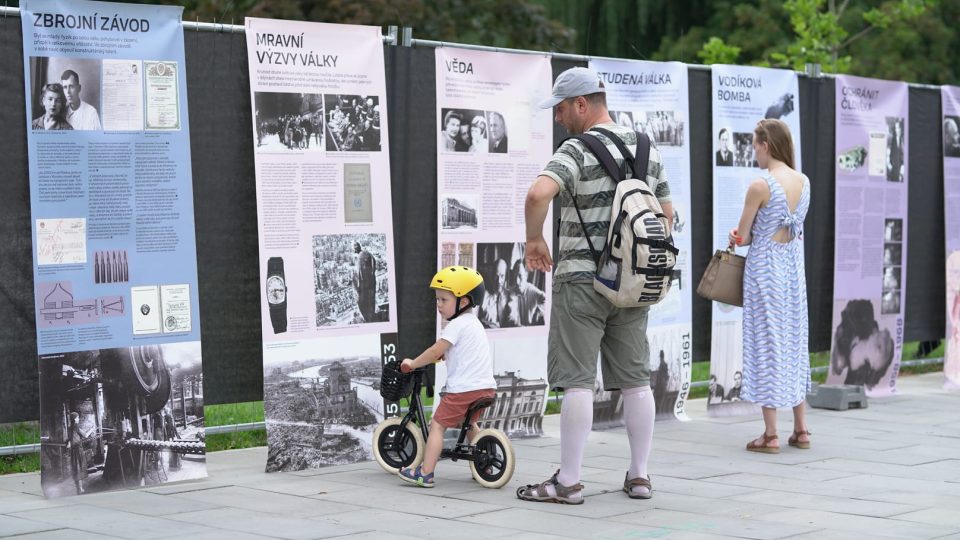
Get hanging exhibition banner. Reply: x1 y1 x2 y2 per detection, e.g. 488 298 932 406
434 48 552 438
588 59 693 424
941 85 960 390
246 18 397 471
709 65 801 415
21 0 205 497
826 75 908 397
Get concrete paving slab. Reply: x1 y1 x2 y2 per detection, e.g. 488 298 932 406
457 507 665 539
0 515 61 537
8 505 217 539
170 485 364 518
168 507 369 539
1 372 958 540
1 529 124 540
0 494 76 514
699 472 870 498
308 485 508 519
679 457 855 482
726 489 924 518
750 508 960 539
75 489 222 516
890 508 960 528
0 474 43 497
311 508 520 539
607 507 820 539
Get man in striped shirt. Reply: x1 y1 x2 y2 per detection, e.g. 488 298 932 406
519 67 672 505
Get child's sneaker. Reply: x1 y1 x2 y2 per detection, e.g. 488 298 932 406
399 466 434 488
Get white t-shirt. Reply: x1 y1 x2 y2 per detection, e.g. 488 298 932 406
439 312 495 393
67 101 102 130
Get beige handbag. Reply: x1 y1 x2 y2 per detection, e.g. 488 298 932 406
696 248 745 307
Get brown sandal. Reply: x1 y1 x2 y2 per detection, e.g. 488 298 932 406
623 472 652 500
516 470 584 505
746 433 779 454
788 430 811 449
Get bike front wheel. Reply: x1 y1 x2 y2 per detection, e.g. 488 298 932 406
372 417 424 474
469 429 515 489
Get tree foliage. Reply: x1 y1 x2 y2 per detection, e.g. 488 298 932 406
698 37 740 65
767 0 936 73
142 0 575 52
122 0 958 84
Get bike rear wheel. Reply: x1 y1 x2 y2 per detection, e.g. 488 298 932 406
372 417 424 474
469 429 515 489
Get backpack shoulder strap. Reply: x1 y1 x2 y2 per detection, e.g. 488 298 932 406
565 133 623 182
634 132 651 183
559 133 619 265
592 127 652 185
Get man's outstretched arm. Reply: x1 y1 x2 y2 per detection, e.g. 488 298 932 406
524 175 559 273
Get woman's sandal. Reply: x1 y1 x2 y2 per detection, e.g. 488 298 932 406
746 433 780 454
788 430 811 449
623 472 652 500
516 470 584 505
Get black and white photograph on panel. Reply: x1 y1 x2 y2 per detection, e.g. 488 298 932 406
441 195 479 229
884 218 903 242
706 324 744 408
324 95 381 152
441 242 457 268
313 233 389 327
486 111 509 153
764 92 795 120
475 242 546 329
648 327 686 419
263 336 381 472
837 145 868 172
883 243 903 266
611 110 634 131
830 299 896 388
38 342 206 498
886 116 905 182
439 108 488 153
733 132 759 168
253 92 324 151
479 370 547 438
882 290 902 315
29 56 102 131
458 242 475 268
716 127 734 167
882 266 902 293
945 116 960 157
593 366 624 430
635 111 685 147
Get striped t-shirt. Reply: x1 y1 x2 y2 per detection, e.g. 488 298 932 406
540 122 671 283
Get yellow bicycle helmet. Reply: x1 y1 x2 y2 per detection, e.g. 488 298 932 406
430 266 485 319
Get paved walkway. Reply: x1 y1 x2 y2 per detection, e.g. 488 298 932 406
2 372 959 539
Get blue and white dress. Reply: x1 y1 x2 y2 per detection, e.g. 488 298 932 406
741 172 810 408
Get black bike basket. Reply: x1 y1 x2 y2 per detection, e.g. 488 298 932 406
379 359 411 401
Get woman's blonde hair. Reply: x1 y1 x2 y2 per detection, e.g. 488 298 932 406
754 118 795 170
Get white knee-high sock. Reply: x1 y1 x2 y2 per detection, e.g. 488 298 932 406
557 388 594 488
621 385 655 490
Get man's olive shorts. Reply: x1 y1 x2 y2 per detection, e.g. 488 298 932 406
548 280 650 391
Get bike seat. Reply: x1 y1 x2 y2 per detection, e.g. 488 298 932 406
469 397 495 411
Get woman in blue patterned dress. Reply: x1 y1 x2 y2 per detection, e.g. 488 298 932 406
728 119 810 454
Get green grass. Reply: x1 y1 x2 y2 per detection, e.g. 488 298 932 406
203 401 267 453
2 340 949 474
0 422 41 475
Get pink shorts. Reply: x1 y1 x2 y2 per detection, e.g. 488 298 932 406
433 389 496 428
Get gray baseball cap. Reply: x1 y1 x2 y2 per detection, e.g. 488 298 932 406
538 67 605 109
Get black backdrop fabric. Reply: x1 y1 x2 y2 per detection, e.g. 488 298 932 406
0 27 948 423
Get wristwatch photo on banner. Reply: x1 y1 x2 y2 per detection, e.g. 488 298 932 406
266 256 288 334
